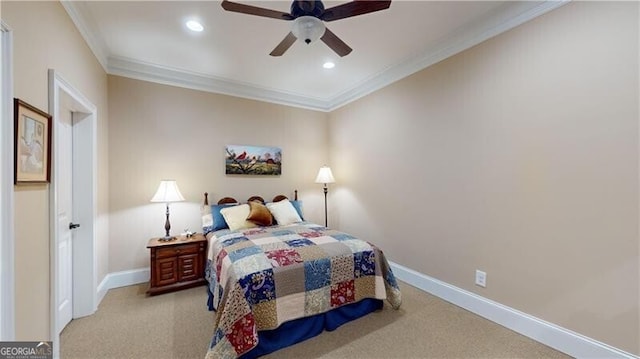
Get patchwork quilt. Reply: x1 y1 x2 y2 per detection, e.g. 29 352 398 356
204 222 402 359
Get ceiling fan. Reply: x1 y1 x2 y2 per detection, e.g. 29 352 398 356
221 0 392 57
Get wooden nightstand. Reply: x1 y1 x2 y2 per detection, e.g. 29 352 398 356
146 233 207 295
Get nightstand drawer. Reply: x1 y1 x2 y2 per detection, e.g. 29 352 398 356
156 243 198 258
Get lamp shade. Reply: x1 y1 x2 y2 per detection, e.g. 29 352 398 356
291 16 325 44
315 166 335 184
150 180 185 203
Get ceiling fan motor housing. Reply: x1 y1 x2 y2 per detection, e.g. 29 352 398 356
290 1 325 18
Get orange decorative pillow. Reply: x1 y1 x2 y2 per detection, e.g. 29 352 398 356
247 200 273 226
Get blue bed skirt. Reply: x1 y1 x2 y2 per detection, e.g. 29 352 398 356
207 287 383 358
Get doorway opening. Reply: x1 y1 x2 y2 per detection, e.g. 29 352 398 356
48 69 97 354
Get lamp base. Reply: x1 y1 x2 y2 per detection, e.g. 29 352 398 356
158 236 176 242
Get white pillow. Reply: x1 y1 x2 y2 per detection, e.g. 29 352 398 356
202 213 213 228
201 204 212 231
219 204 257 231
266 199 302 226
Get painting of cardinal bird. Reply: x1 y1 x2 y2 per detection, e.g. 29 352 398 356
225 145 281 175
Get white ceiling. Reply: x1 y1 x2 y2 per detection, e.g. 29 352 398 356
62 1 566 111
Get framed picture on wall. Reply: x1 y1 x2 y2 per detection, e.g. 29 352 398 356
14 98 52 184
225 145 282 175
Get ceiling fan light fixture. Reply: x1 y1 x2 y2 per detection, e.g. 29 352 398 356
291 16 325 45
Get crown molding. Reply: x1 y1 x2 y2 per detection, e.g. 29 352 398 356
61 1 109 72
108 56 330 112
63 0 569 112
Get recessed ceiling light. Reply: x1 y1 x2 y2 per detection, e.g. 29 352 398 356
323 62 335 69
186 20 204 32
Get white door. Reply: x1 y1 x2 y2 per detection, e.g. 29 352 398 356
49 70 97 358
56 108 74 333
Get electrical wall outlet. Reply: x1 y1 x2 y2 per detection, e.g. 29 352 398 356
475 270 487 288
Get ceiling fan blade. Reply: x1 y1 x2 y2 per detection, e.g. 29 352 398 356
221 0 294 20
321 0 391 22
320 27 352 57
270 32 297 56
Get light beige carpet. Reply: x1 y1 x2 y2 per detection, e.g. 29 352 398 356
60 282 571 359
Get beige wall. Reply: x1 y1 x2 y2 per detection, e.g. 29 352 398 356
4 0 637 355
2 1 109 340
108 76 329 272
329 1 639 355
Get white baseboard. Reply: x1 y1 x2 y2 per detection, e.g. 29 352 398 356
389 262 638 359
96 268 150 305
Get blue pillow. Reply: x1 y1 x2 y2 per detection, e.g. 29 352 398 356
290 200 304 220
213 204 236 230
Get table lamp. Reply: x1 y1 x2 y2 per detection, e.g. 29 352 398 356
150 180 185 241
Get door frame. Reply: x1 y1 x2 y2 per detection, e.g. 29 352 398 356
0 21 15 341
48 69 97 349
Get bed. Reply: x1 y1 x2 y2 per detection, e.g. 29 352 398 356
201 192 402 359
